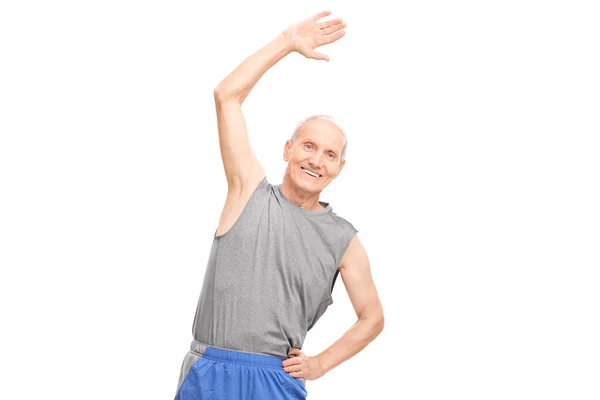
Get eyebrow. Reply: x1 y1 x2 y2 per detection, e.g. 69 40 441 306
303 139 339 154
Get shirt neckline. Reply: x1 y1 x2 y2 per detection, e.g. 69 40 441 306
275 184 332 215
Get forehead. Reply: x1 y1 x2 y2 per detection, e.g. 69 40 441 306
296 118 345 150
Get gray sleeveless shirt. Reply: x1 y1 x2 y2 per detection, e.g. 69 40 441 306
191 176 358 359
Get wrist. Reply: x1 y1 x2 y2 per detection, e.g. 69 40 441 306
315 353 329 376
279 30 295 54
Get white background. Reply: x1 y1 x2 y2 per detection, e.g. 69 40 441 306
1 1 599 399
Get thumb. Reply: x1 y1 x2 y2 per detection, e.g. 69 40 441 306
309 51 330 62
288 348 301 356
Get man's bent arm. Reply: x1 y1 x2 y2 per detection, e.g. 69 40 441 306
316 315 384 374
315 235 385 374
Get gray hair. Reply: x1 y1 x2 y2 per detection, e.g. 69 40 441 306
290 114 347 162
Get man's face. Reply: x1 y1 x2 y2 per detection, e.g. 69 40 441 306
283 118 346 193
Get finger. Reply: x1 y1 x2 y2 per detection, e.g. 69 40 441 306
318 18 343 30
283 364 303 373
288 348 301 356
321 21 346 35
289 371 304 378
319 30 345 46
312 10 331 21
283 357 302 367
309 51 330 62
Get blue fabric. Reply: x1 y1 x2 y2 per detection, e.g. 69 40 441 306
175 346 307 399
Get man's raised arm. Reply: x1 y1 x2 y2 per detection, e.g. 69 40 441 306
213 32 291 188
213 10 346 188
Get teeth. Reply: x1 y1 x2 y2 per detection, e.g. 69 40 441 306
302 167 320 178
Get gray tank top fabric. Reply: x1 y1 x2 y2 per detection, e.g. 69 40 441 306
191 176 358 359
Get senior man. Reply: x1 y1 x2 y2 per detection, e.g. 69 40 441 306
174 10 384 400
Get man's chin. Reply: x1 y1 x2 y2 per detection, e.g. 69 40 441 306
304 180 328 194
295 178 318 192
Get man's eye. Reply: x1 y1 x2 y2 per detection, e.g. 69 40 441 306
305 144 312 149
328 153 335 158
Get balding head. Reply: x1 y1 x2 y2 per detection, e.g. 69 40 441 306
290 114 347 162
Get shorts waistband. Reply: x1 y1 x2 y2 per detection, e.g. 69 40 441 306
190 340 286 369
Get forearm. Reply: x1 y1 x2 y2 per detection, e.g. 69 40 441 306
315 316 384 375
214 32 293 104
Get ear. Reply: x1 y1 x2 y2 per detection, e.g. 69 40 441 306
283 140 293 162
334 159 346 179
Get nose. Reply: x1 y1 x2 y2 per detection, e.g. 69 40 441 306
309 152 324 168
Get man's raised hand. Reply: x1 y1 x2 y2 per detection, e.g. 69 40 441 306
283 11 347 62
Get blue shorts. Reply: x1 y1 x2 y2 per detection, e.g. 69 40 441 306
174 340 308 399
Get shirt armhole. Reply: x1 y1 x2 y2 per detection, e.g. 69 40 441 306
330 219 359 299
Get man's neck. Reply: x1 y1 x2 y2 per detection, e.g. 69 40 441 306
280 181 323 211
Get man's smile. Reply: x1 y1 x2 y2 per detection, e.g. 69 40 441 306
300 166 322 178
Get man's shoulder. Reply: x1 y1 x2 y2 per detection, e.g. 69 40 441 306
329 212 359 241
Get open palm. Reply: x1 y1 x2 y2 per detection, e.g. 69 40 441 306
283 11 347 62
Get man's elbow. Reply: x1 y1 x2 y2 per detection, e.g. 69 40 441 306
373 315 384 335
369 303 385 335
214 85 245 104
361 312 384 337
213 87 228 102
214 86 237 103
